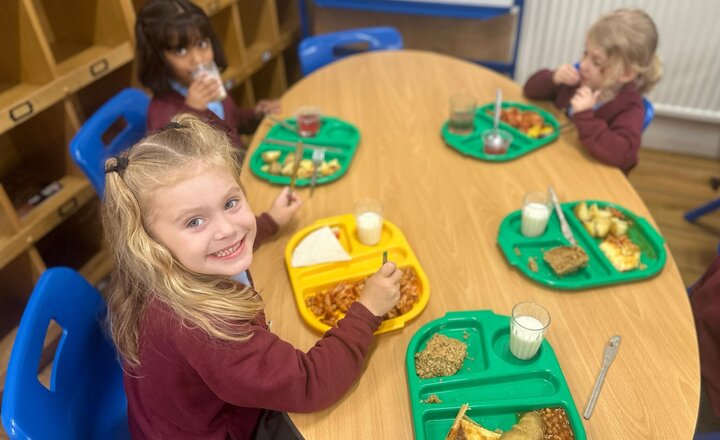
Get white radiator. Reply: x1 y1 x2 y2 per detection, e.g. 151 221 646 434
515 0 720 123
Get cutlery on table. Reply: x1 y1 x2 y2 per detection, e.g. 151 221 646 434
584 335 621 419
309 148 325 197
262 138 342 154
266 114 299 134
548 185 577 246
288 141 303 205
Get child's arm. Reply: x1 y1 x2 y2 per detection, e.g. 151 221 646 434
572 102 644 174
254 187 302 250
523 66 579 110
179 263 400 413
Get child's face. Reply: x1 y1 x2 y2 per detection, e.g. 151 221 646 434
147 165 257 277
578 42 608 91
163 34 215 87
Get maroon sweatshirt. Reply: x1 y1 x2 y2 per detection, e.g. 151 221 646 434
147 91 261 161
690 254 720 418
523 69 645 174
123 215 382 439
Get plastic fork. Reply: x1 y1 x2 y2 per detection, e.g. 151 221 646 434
309 148 325 197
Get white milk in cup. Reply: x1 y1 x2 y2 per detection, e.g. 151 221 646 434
521 191 551 237
192 61 227 101
355 199 384 246
510 302 550 360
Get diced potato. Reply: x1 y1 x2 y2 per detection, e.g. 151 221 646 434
282 153 296 167
269 161 282 175
574 202 590 222
260 164 270 173
594 208 612 219
583 220 596 237
261 150 281 162
299 159 314 171
610 218 629 236
281 162 295 176
595 218 612 238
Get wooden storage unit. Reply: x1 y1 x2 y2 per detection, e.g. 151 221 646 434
0 0 302 409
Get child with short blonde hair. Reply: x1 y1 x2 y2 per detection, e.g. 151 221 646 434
524 8 662 174
102 114 401 438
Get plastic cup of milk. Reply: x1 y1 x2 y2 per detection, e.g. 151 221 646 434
510 302 551 360
355 199 384 246
191 61 227 101
521 191 552 237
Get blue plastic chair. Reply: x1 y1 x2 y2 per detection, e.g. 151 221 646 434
696 431 720 440
298 26 403 76
69 88 150 196
1 268 129 440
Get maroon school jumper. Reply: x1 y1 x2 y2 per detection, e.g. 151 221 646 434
523 69 644 174
690 254 720 419
147 91 260 160
123 214 382 439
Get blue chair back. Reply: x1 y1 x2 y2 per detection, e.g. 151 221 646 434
69 88 150 196
299 26 403 75
1 268 129 440
695 431 720 440
641 96 654 131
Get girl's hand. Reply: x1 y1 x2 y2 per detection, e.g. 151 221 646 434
358 262 401 317
185 74 223 111
267 187 302 228
552 64 581 86
570 86 601 113
255 99 281 117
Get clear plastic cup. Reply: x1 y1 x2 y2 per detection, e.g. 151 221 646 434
482 128 512 155
510 302 551 360
191 61 227 101
355 199 384 246
448 94 476 135
521 191 552 237
296 106 322 137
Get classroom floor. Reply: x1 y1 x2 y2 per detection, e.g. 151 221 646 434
0 149 718 439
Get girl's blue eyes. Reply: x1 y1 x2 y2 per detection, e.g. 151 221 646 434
185 199 240 228
225 199 239 210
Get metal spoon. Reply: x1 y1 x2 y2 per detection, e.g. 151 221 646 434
489 88 505 148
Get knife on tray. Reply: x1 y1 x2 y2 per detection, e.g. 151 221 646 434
288 141 303 205
548 185 577 246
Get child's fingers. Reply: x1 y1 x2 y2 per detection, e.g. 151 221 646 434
378 261 398 277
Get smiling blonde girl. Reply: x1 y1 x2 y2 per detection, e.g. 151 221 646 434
102 114 400 439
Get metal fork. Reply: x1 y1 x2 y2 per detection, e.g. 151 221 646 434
309 148 325 197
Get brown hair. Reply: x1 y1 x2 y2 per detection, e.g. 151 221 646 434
587 8 662 94
135 0 227 96
102 114 261 367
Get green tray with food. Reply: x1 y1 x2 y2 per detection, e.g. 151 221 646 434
406 310 586 440
441 102 560 162
249 116 360 186
497 200 666 290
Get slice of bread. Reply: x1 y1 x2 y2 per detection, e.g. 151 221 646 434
543 246 589 276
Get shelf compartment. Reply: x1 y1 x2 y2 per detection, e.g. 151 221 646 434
31 0 132 67
275 0 300 41
35 198 103 272
211 5 249 87
251 57 287 101
237 1 280 67
195 0 238 16
70 62 134 121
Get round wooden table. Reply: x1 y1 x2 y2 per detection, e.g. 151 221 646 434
243 50 699 439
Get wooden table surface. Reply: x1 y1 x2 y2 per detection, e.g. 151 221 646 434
243 50 699 439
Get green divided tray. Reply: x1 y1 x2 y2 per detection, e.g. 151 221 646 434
406 310 586 440
441 102 560 162
498 200 667 290
249 116 360 186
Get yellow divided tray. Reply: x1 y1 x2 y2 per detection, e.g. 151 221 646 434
284 214 430 334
